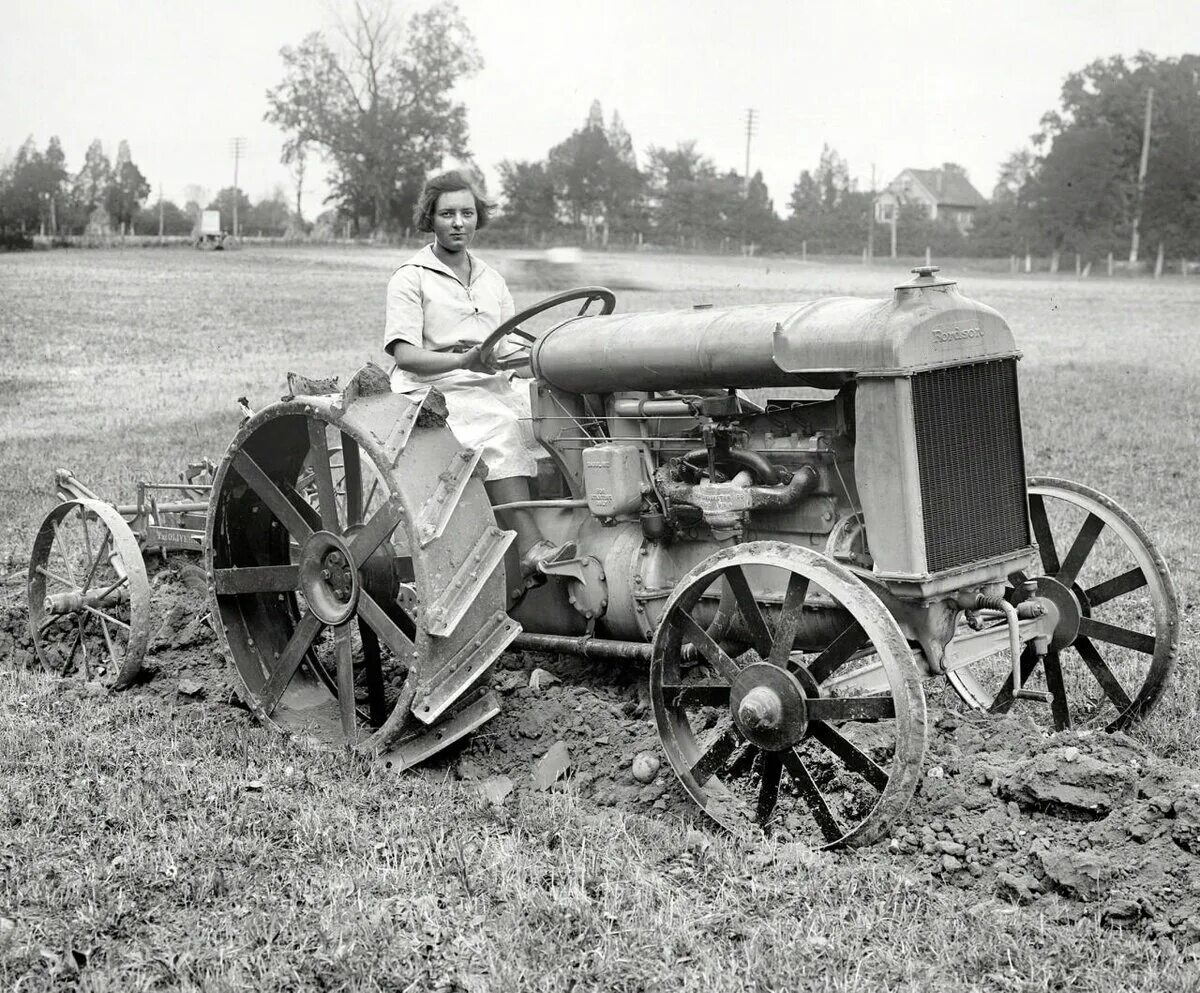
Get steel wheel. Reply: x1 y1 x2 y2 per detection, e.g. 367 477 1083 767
27 500 150 689
206 391 517 755
947 477 1179 731
651 541 927 849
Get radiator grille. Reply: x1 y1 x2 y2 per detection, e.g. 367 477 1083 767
911 360 1030 572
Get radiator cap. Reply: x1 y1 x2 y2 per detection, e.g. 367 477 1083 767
895 265 957 291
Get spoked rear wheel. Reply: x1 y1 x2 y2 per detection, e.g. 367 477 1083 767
27 500 151 689
651 541 926 849
947 477 1179 731
206 391 517 756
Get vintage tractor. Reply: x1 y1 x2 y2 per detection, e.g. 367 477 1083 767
202 267 1178 847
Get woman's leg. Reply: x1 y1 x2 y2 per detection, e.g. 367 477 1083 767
484 476 574 577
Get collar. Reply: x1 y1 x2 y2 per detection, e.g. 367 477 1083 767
400 243 488 286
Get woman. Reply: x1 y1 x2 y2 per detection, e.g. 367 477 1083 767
384 169 569 583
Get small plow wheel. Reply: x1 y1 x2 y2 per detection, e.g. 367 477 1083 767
205 389 519 757
948 477 1179 731
651 541 927 849
27 499 151 689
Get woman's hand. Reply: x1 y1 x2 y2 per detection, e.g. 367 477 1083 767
457 344 494 374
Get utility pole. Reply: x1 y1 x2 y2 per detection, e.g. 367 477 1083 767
1129 88 1153 265
229 137 246 239
741 108 757 250
867 162 876 262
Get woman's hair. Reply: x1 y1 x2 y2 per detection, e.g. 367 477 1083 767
413 169 493 233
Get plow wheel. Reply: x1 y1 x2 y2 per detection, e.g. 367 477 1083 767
27 499 151 689
651 541 927 849
948 477 1179 732
205 389 520 758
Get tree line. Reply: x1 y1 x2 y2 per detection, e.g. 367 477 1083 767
0 137 299 244
264 3 1200 263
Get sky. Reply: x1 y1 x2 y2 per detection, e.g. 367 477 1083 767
2 0 1196 218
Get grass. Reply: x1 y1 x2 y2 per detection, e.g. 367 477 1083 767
1 245 1198 989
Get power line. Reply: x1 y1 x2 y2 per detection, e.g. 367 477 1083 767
229 137 246 239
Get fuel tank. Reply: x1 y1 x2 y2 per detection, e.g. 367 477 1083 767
528 271 1019 394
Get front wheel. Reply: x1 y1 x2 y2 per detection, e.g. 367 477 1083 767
947 477 1179 731
651 541 927 849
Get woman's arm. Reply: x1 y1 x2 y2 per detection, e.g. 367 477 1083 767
389 341 489 375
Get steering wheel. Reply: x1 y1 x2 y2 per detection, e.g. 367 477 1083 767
479 286 616 372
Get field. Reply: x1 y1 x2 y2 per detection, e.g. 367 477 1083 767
0 245 1198 991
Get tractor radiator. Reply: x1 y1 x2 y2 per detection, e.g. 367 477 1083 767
911 358 1030 572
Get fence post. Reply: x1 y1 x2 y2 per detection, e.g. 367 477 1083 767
924 246 931 267
1024 253 1032 274
1107 252 1114 277
802 240 807 262
1154 242 1164 278
1075 253 1081 277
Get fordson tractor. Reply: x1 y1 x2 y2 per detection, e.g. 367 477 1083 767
188 266 1178 848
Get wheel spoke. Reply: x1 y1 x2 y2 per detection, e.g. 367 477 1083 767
807 621 868 684
722 565 773 659
213 565 301 595
83 605 130 631
91 572 129 605
306 421 341 532
690 724 741 784
357 616 388 725
1057 513 1105 587
1028 494 1060 575
675 611 742 684
232 450 315 543
659 679 731 708
356 590 416 659
346 495 406 566
806 695 895 722
96 613 120 668
1042 650 1071 730
808 721 888 791
769 572 810 668
1078 616 1155 655
341 434 363 527
52 521 79 585
756 751 783 825
260 611 324 714
334 622 356 739
1084 567 1146 607
77 531 113 598
35 564 76 589
1074 636 1134 712
782 750 843 843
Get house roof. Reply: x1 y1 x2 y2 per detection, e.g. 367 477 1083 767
895 168 987 208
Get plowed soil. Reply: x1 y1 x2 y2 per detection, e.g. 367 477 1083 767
3 563 1199 952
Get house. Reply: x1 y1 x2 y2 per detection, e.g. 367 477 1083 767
875 167 987 233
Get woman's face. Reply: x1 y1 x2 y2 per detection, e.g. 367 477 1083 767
431 189 478 253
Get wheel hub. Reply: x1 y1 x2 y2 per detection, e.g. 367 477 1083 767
1035 575 1081 650
298 530 360 625
730 662 809 750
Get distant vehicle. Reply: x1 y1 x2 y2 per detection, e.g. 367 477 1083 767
195 210 232 250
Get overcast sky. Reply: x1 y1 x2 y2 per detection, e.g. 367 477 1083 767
2 0 1195 217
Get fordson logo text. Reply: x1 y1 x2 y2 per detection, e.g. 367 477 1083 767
931 326 984 344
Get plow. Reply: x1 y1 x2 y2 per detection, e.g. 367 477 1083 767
26 267 1179 848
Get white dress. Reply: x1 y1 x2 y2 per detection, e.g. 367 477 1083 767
384 245 543 480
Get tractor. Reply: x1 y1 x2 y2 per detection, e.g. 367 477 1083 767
70 265 1177 848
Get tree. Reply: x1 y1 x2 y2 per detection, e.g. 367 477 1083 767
104 140 150 233
1034 52 1200 260
243 188 292 236
0 136 68 234
497 159 557 237
72 140 111 220
133 199 193 236
546 101 644 244
265 1 482 232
